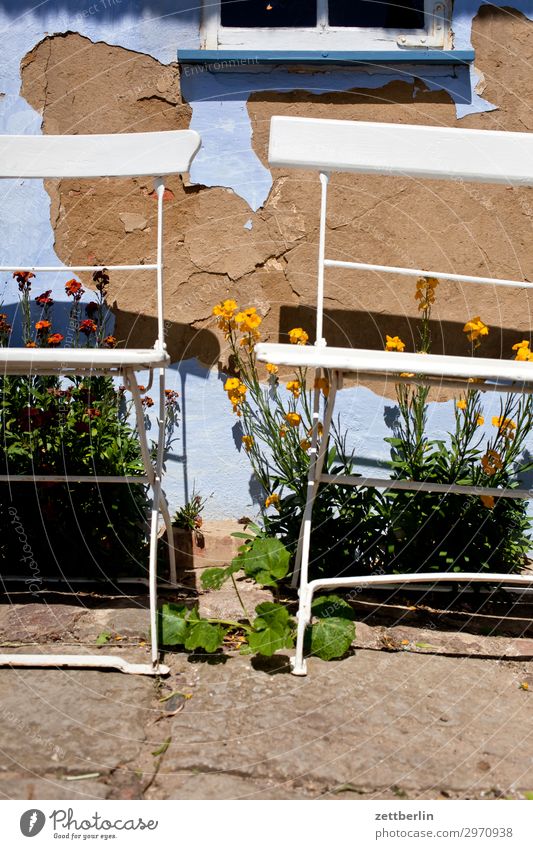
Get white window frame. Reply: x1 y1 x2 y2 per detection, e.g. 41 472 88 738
201 0 452 52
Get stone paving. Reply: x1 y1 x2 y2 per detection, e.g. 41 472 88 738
0 580 532 800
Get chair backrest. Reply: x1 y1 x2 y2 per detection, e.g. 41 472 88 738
0 130 201 179
268 116 533 186
1 129 201 352
267 116 533 346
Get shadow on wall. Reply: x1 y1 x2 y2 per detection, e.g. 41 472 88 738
278 305 530 360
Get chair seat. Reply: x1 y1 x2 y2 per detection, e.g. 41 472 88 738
0 346 170 375
255 343 533 386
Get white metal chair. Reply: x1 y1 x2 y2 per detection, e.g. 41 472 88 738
0 129 201 676
256 116 533 675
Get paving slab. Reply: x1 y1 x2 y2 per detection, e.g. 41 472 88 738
0 664 155 778
152 650 533 799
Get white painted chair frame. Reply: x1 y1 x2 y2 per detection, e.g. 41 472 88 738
256 116 533 675
0 130 201 676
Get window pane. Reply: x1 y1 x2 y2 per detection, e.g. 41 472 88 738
220 0 317 28
329 0 425 29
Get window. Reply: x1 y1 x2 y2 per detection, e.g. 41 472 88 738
202 0 450 52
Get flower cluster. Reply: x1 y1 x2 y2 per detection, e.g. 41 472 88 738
512 340 533 362
13 271 35 293
65 278 85 301
288 327 308 345
463 316 489 346
213 299 238 337
415 276 439 312
385 335 405 352
224 376 247 415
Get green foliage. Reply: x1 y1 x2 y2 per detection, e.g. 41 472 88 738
0 272 179 578
159 588 356 662
172 490 206 531
246 602 294 656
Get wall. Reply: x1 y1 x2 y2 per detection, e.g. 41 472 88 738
1 1 533 518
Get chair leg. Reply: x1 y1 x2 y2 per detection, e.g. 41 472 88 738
290 370 339 676
292 370 339 589
159 490 177 587
291 583 312 676
128 369 164 672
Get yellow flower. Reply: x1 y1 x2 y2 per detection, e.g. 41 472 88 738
285 412 301 427
213 299 237 319
278 425 287 438
286 379 301 398
480 494 495 509
512 340 532 361
415 276 439 312
384 335 405 352
299 438 311 451
265 493 280 509
520 682 530 691
463 316 489 344
266 363 278 374
242 435 254 451
224 377 240 392
314 376 330 397
476 415 484 426
492 416 516 436
288 327 309 346
456 399 467 411
481 449 503 476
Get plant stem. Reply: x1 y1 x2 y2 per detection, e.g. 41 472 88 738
230 572 252 626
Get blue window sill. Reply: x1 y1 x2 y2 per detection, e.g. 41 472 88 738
177 49 474 66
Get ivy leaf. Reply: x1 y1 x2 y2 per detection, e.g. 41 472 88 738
311 594 355 621
240 537 290 586
184 620 226 653
248 602 294 656
310 617 355 661
158 603 189 647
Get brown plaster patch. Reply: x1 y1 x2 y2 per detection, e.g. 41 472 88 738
18 19 533 384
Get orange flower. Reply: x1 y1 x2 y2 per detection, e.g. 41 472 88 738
65 279 84 300
242 435 254 451
103 335 117 348
13 270 35 292
266 363 278 375
79 319 97 335
286 380 301 398
463 316 488 345
512 340 531 361
265 493 280 509
35 320 51 333
288 327 308 346
47 333 64 347
385 335 405 352
285 412 301 427
35 290 53 307
480 494 495 509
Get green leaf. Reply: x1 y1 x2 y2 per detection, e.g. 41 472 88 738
240 537 290 586
158 603 189 646
311 594 355 621
95 631 111 646
152 737 172 757
201 567 230 590
310 617 355 661
184 620 226 653
248 602 294 656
